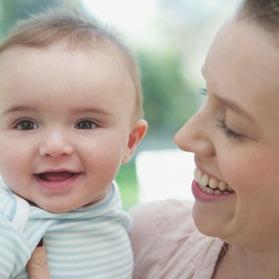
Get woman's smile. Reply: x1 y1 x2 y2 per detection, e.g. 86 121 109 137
194 167 234 194
192 167 234 202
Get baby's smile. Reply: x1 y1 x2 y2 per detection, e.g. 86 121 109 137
34 170 82 191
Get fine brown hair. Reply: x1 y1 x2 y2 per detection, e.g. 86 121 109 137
240 0 279 31
0 6 144 120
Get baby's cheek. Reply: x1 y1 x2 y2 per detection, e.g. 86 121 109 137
100 159 121 179
90 152 122 182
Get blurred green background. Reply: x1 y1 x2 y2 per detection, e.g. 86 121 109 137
0 0 241 209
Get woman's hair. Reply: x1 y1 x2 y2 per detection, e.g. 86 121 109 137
0 6 144 119
240 0 279 30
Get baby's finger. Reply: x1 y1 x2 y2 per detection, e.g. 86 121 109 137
26 240 50 279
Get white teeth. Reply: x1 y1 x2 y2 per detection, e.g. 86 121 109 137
209 178 218 189
194 168 202 181
204 187 214 194
218 181 227 191
194 167 234 193
200 174 209 187
214 189 222 196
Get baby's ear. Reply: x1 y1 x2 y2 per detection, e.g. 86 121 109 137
122 119 148 164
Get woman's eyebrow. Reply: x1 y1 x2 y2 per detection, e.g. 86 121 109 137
215 95 254 122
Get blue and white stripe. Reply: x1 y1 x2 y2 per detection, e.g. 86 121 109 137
0 180 133 279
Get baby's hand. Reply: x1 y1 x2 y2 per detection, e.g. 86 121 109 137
27 240 50 279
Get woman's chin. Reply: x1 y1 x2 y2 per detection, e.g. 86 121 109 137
192 202 233 238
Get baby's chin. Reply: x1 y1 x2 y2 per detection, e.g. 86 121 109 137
28 199 84 213
26 191 108 213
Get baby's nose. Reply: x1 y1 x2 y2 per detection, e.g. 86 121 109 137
39 131 74 157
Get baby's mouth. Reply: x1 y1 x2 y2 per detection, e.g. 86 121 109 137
35 172 79 182
34 171 82 190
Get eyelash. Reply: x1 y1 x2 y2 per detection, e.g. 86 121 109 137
198 88 243 140
12 119 99 131
198 88 208 96
13 119 39 130
216 118 243 140
74 119 98 129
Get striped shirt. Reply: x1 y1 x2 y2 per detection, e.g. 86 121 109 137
0 179 133 279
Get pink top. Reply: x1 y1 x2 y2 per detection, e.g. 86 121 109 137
129 199 224 279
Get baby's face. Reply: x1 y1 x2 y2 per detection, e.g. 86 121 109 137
0 45 145 212
175 17 279 249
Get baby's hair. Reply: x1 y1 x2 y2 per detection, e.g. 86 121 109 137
240 0 279 31
0 6 144 120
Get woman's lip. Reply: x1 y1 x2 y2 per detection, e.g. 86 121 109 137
192 180 234 202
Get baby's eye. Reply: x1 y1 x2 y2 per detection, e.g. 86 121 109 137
14 120 39 130
75 120 97 129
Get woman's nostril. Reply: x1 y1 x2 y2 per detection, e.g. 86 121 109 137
174 117 215 157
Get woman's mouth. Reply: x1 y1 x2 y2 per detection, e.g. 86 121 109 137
194 167 234 195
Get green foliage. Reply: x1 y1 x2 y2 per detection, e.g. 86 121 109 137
138 49 199 135
0 0 83 37
116 160 138 210
0 0 58 36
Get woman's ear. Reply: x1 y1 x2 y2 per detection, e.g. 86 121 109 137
122 119 148 164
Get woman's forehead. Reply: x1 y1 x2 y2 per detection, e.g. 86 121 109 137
203 16 279 77
202 16 279 132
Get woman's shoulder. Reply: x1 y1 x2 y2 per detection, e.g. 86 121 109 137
129 200 198 278
129 199 195 254
129 200 222 279
130 199 195 241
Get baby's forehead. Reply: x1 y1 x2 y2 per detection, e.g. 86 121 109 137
0 43 140 121
0 41 127 64
0 44 137 109
1 43 131 84
0 43 134 87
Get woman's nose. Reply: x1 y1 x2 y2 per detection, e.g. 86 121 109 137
39 131 74 158
174 110 215 157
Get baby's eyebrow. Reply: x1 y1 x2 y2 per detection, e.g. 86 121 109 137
71 107 111 116
1 105 35 116
1 106 111 116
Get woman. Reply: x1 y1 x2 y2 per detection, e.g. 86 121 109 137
27 242 50 279
131 0 279 278
29 0 279 278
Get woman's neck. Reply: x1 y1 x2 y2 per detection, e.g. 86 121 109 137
213 244 279 279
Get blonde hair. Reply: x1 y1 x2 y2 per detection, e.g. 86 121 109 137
0 6 144 119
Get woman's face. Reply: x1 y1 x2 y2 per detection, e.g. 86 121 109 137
175 16 279 250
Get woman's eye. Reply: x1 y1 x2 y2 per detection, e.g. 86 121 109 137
75 120 97 129
216 118 243 140
198 88 208 96
14 120 38 130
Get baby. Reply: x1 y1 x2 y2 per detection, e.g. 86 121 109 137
0 7 147 279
